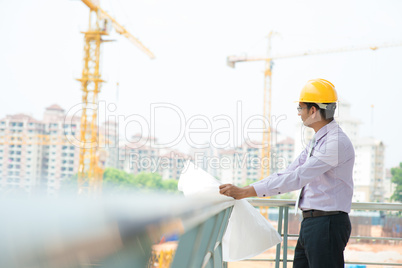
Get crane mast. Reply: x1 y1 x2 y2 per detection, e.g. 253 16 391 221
261 32 274 180
76 8 106 195
77 0 154 195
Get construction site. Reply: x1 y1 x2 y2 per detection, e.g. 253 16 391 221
0 0 402 267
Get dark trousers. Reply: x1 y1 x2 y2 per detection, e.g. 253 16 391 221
293 212 351 268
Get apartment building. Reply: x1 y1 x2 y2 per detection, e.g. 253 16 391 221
0 104 119 195
41 104 80 195
189 146 219 178
158 150 190 181
353 138 385 202
217 134 295 186
0 114 44 194
118 134 160 175
100 120 119 169
383 168 396 202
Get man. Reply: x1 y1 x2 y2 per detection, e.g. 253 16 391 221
219 78 354 268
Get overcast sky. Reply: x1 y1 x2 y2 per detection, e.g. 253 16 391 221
1 0 402 168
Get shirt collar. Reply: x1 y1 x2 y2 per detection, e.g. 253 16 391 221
314 120 338 143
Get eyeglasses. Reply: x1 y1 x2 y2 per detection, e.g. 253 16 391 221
297 106 307 112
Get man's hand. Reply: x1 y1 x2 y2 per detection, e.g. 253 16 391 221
219 184 257 200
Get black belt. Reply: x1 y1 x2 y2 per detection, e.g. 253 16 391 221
302 210 346 219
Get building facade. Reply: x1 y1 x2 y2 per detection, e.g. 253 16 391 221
353 138 385 202
0 114 44 194
383 168 396 202
216 134 295 186
0 105 110 195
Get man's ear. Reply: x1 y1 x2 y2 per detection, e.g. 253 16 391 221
310 106 319 119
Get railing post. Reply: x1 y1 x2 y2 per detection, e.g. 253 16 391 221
283 206 289 268
275 206 283 268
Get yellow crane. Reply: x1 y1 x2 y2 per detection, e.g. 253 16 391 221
227 32 402 181
77 0 155 195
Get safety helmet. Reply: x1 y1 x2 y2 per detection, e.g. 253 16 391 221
298 78 338 106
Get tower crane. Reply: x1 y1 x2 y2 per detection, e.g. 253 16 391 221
227 32 402 181
77 0 155 195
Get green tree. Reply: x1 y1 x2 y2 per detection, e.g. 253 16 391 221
104 168 133 185
61 168 180 194
162 179 179 193
132 172 163 190
391 162 402 202
102 168 135 193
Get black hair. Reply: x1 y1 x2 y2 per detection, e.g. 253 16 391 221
305 102 336 121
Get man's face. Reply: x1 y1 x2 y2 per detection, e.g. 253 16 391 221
298 102 320 127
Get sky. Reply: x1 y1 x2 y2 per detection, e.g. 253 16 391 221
1 0 402 168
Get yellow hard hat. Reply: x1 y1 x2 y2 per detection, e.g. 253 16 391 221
298 78 338 104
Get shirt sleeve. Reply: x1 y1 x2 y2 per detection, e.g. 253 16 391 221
285 146 308 172
251 138 344 197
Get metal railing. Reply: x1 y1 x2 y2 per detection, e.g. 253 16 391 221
3 194 400 268
171 206 233 268
246 199 402 268
0 193 235 268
